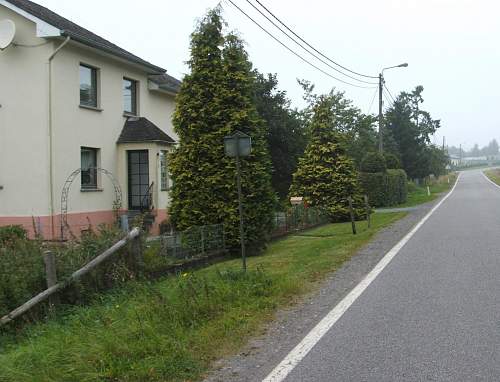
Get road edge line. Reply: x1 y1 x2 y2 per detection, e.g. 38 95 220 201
262 173 462 382
481 170 500 189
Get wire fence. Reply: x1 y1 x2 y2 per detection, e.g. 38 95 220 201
159 224 225 260
271 205 329 238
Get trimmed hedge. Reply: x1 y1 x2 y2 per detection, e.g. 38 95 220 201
360 152 386 173
359 169 408 207
384 153 401 169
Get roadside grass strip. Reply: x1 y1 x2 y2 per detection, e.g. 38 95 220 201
0 213 404 382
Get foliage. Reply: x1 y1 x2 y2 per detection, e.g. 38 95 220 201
384 86 445 179
290 88 364 220
360 152 387 173
359 169 407 207
384 153 401 169
0 227 45 318
253 72 307 201
0 225 27 245
0 224 134 320
450 139 499 158
358 172 387 207
168 9 276 250
0 213 405 382
427 145 449 176
299 80 378 169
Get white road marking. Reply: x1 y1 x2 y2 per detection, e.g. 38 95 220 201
262 173 462 382
481 170 500 190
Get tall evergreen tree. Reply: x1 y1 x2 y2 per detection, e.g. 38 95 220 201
290 92 364 221
169 9 275 248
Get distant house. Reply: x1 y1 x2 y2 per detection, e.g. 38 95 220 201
0 0 181 239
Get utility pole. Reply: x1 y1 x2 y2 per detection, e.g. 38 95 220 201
378 73 384 153
378 63 408 153
460 143 462 165
442 136 445 151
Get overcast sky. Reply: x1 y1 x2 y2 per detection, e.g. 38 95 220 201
34 0 500 149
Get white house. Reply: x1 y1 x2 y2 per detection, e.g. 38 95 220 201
0 0 181 239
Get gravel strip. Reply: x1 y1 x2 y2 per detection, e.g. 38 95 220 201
203 199 439 382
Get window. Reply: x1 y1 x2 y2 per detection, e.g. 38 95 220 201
81 147 98 189
123 77 138 115
160 150 171 191
80 64 98 107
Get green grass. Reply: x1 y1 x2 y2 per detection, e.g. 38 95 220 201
484 168 500 185
0 212 404 382
393 173 457 208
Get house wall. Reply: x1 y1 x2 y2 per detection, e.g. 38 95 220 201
0 6 53 235
0 5 177 239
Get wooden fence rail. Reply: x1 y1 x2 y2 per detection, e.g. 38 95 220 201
0 227 141 327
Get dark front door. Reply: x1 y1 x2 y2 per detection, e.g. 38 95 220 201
128 150 149 210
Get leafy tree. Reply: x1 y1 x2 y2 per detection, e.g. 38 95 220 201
427 145 449 176
253 72 306 201
385 86 442 179
290 91 364 221
298 80 378 168
169 9 275 248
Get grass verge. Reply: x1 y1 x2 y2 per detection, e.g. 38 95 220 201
0 212 405 382
395 173 457 208
484 168 500 185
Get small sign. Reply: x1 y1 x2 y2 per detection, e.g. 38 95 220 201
290 196 303 205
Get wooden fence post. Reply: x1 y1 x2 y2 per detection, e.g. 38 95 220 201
348 196 357 235
130 231 144 273
43 250 59 309
364 195 371 228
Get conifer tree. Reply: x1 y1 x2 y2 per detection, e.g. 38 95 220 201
169 9 275 248
290 93 364 221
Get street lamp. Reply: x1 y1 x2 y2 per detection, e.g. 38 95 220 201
224 130 252 271
378 63 408 152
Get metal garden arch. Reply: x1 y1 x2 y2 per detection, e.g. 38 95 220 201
60 167 122 240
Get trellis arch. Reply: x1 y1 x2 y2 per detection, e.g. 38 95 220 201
60 167 122 240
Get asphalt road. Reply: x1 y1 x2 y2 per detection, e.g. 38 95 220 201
281 170 500 381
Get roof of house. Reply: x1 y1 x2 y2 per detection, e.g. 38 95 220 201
149 74 182 94
5 0 167 74
117 117 176 144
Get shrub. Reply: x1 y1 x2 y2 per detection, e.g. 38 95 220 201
0 225 27 246
358 172 387 207
359 169 408 207
384 153 401 169
0 229 45 318
360 152 387 173
0 224 139 320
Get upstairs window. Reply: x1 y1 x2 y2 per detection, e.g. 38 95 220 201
81 147 98 189
123 77 138 115
80 64 98 108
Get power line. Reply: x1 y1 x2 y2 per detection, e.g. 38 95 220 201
384 83 396 103
383 90 393 108
253 0 378 79
244 0 377 85
225 0 377 89
367 88 378 114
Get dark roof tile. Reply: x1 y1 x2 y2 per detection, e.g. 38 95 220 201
117 117 176 144
149 73 182 94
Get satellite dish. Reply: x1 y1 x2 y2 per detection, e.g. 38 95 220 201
0 19 16 51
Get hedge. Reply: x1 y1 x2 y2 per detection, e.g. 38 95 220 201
360 152 387 173
359 169 408 207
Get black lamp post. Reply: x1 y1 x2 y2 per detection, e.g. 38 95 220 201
224 131 252 271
